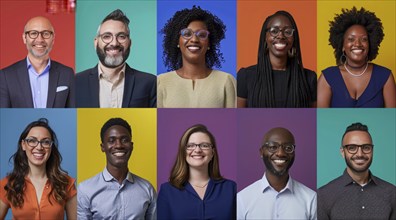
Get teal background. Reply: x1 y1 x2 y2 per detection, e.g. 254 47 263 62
75 0 157 74
317 109 396 188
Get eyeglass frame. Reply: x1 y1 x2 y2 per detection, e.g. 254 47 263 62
342 144 374 154
25 30 54 39
266 27 295 38
180 28 210 40
98 32 130 44
262 142 295 154
23 138 53 149
185 143 213 151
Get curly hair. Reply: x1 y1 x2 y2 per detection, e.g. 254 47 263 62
341 122 372 144
329 7 384 65
161 5 226 71
5 118 69 207
248 10 313 107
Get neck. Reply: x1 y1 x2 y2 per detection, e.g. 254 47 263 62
177 62 210 80
28 164 47 179
265 171 289 192
269 53 287 71
100 63 124 81
346 61 367 69
346 167 370 185
27 54 49 74
107 164 128 184
189 166 210 183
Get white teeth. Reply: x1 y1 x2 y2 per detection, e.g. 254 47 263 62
188 46 200 50
352 49 363 54
273 159 286 164
274 43 286 50
192 155 204 159
113 152 125 157
32 153 44 159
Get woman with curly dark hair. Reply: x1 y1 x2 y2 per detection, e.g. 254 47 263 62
237 10 317 108
0 118 76 220
318 7 396 107
157 6 236 108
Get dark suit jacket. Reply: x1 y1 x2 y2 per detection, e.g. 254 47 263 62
76 64 156 108
0 58 75 108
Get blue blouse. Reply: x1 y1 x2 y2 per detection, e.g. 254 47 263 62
157 179 236 220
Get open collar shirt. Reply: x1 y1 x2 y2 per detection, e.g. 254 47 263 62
27 57 50 108
98 63 125 108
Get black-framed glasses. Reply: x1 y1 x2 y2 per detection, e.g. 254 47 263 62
106 137 133 146
24 138 53 149
267 27 295 38
343 144 373 154
262 142 295 154
186 143 213 151
180 28 210 40
25 30 53 39
98 32 129 44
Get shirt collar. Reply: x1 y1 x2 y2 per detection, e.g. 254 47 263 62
26 57 51 72
341 168 376 186
102 167 134 183
98 62 126 82
261 172 294 193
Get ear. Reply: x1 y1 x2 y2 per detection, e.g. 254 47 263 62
22 33 27 45
340 147 345 158
259 147 265 158
100 143 105 152
21 140 27 151
94 37 98 50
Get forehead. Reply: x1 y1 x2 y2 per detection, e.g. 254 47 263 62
100 20 128 34
104 125 130 137
25 17 53 31
344 24 367 36
264 129 295 143
187 20 207 30
343 131 372 145
267 14 292 28
188 132 211 142
27 126 50 137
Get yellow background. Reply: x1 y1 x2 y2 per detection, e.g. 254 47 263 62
317 1 396 77
77 109 157 190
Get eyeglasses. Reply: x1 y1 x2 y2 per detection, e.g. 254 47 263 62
24 138 53 149
98 32 129 44
106 137 133 146
262 142 295 154
267 27 295 38
343 144 373 154
180 28 210 40
25 30 53 39
186 143 213 151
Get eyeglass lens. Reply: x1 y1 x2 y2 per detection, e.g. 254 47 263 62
100 32 129 44
25 30 53 39
268 27 294 38
180 28 209 40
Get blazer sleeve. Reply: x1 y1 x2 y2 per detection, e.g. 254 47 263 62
149 75 157 108
65 67 76 108
0 70 11 107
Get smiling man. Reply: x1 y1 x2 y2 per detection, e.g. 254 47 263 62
318 122 396 220
76 9 156 108
77 118 157 220
237 127 317 220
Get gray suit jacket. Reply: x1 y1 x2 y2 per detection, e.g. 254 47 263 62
0 58 75 108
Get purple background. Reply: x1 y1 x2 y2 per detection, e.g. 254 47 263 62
236 109 317 192
157 109 237 190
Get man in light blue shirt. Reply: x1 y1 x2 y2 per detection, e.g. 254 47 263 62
77 118 156 220
237 127 316 220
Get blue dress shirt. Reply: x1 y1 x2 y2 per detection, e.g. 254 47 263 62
237 173 317 220
77 168 157 220
27 57 50 108
157 178 236 220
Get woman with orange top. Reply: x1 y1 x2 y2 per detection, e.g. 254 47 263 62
0 118 76 220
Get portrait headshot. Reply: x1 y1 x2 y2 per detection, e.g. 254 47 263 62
75 3 156 108
0 109 77 220
317 2 396 108
157 1 237 108
317 109 396 220
237 1 317 108
77 109 157 219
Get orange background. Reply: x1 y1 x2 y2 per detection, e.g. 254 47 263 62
237 0 317 73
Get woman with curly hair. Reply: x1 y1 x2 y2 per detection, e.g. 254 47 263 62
157 6 236 108
318 7 396 107
0 118 76 220
157 124 236 219
237 10 317 108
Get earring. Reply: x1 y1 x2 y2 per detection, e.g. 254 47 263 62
177 44 180 48
207 47 210 50
288 47 296 58
340 50 347 64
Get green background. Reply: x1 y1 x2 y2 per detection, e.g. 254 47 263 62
75 0 157 74
317 108 396 188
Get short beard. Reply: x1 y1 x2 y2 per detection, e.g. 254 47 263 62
263 156 294 177
345 155 372 173
96 44 130 68
29 47 51 59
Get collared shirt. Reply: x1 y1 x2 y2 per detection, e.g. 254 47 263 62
0 175 76 220
157 179 236 220
98 63 125 108
27 57 50 108
318 169 396 220
77 168 157 220
237 173 317 220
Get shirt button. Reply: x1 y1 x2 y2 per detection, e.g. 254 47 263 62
361 188 364 191
362 206 365 209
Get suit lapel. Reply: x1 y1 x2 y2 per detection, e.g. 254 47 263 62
46 63 59 108
89 66 100 107
122 64 135 107
16 59 34 107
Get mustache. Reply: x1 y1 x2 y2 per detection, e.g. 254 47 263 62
105 45 124 51
351 156 369 161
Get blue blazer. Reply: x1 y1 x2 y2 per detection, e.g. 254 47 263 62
0 58 75 108
76 64 156 108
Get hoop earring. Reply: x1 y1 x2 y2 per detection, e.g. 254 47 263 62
288 47 296 58
340 51 347 64
177 44 180 48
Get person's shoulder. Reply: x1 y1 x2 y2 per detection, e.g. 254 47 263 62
303 68 317 78
238 179 262 196
218 178 237 186
131 173 155 189
51 60 73 71
318 174 344 193
372 174 396 189
126 65 156 80
0 176 9 186
291 178 316 197
1 59 26 72
78 172 102 190
76 66 96 78
372 63 392 73
238 64 257 75
321 66 339 73
158 71 176 79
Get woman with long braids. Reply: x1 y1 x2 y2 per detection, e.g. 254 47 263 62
237 10 317 108
0 118 76 219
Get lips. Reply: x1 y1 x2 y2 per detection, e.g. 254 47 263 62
274 43 287 50
271 158 288 167
105 46 123 56
350 48 365 55
112 151 127 157
32 152 45 160
186 45 202 52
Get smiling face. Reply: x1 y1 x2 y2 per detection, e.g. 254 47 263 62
260 128 295 177
178 20 209 66
101 125 133 169
23 16 55 59
343 24 369 66
185 132 214 169
266 14 294 60
341 130 373 174
21 126 52 168
95 20 131 68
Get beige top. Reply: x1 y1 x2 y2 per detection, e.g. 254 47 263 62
157 70 236 108
98 63 125 108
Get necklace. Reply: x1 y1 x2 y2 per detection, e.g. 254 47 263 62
190 181 209 188
344 62 368 77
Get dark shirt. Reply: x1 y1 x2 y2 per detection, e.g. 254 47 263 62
157 179 236 220
318 169 396 220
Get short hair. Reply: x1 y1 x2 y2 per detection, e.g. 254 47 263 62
169 124 223 189
97 9 130 35
161 5 226 71
329 7 384 65
341 122 372 144
100 118 132 142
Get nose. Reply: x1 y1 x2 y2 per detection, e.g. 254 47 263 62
275 146 287 156
193 145 203 152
